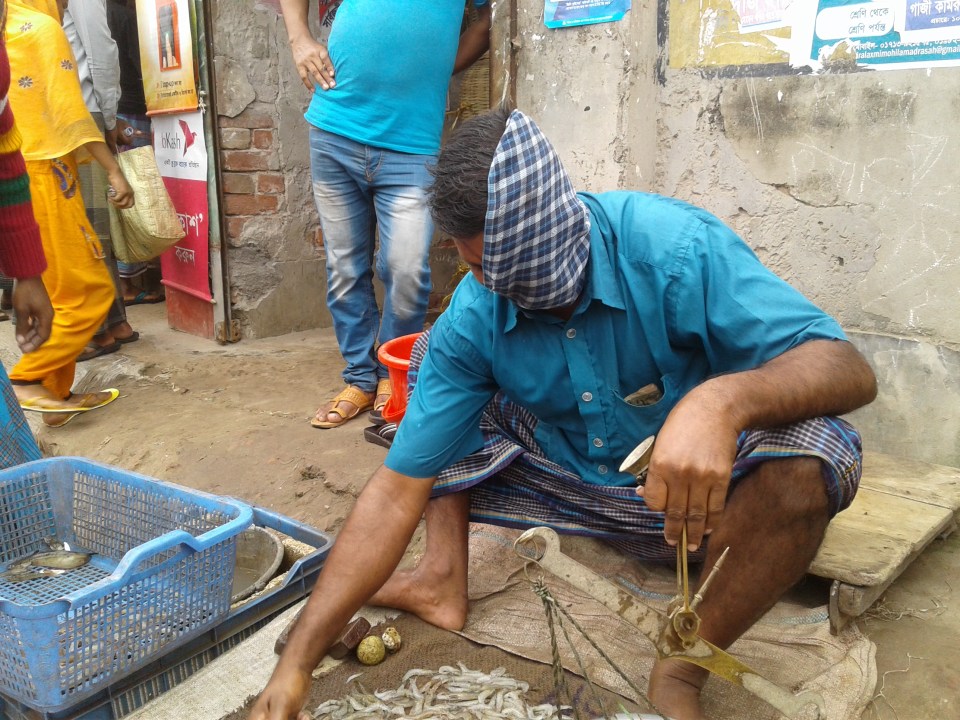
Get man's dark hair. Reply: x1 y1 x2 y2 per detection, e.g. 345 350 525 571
428 106 511 240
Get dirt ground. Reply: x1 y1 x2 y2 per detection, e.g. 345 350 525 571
2 303 958 719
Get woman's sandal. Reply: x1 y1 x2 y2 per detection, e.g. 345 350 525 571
311 385 375 429
18 389 120 414
369 378 392 426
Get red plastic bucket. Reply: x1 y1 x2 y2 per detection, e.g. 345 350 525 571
377 332 422 424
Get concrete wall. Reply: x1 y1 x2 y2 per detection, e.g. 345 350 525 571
498 0 960 467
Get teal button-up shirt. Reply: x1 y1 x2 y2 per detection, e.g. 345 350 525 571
385 191 846 486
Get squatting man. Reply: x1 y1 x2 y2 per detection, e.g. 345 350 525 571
249 108 878 720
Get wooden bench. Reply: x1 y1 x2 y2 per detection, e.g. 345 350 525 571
809 451 960 634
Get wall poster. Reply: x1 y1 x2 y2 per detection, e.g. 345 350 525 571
669 0 960 71
544 0 631 28
153 112 212 302
136 0 199 114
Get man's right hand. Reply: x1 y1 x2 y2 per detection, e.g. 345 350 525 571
247 666 312 720
290 35 335 91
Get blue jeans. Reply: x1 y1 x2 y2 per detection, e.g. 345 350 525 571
309 127 434 392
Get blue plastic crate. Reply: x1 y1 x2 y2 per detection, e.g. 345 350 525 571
0 506 332 720
0 457 253 713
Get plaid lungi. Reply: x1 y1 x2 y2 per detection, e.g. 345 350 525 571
78 152 111 245
80 113 126 331
410 334 863 562
0 364 41 470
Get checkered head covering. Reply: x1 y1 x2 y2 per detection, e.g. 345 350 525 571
483 110 590 310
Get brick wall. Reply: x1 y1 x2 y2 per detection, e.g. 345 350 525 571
218 109 287 248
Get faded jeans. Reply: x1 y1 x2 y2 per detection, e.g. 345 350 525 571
309 126 434 393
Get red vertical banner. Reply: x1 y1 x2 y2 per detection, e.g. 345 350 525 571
153 112 212 301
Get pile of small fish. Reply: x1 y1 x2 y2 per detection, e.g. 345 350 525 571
0 538 91 583
311 663 569 719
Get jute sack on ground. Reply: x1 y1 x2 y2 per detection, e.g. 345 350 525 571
460 524 877 720
108 145 185 263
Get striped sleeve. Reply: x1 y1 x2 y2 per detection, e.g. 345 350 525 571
0 98 47 279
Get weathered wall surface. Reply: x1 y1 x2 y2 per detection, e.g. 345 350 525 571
213 0 329 339
659 71 960 467
511 0 659 190
504 1 960 466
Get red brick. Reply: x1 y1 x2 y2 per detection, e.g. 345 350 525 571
224 193 279 216
218 111 275 129
252 129 274 149
225 216 248 239
221 172 256 194
221 150 279 172
257 173 285 194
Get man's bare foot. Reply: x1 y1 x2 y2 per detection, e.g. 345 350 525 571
368 563 468 631
648 658 709 720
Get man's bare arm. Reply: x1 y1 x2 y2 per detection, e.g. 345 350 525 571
279 0 335 90
248 465 436 720
453 4 491 74
641 339 877 548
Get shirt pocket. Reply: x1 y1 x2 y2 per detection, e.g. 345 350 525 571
614 374 677 438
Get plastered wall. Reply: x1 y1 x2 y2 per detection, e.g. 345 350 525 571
499 0 959 466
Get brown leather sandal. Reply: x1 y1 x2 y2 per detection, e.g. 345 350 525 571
311 385 375 429
369 378 392 425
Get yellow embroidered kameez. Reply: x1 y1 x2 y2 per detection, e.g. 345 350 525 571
5 0 115 399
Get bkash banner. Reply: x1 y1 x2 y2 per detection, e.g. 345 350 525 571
153 112 212 302
136 0 199 115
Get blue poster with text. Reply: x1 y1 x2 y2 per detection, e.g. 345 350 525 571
544 0 631 29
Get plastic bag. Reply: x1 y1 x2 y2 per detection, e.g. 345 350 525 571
108 146 185 263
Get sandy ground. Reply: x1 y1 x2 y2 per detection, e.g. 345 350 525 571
2 302 958 719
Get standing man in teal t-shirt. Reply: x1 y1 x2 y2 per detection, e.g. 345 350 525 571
278 0 491 430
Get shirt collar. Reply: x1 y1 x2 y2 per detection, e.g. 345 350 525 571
501 203 625 333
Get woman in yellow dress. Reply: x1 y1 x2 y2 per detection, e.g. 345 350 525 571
5 0 134 427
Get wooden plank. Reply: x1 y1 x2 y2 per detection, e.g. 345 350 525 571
810 487 953 586
836 522 956 616
815 453 960 631
859 452 960 511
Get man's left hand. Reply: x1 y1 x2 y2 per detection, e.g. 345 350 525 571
637 382 740 550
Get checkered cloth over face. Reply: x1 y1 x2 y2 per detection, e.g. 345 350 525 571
483 110 590 310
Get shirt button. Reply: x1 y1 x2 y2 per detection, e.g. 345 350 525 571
566 328 577 339
598 465 608 474
581 391 593 402
593 437 604 448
